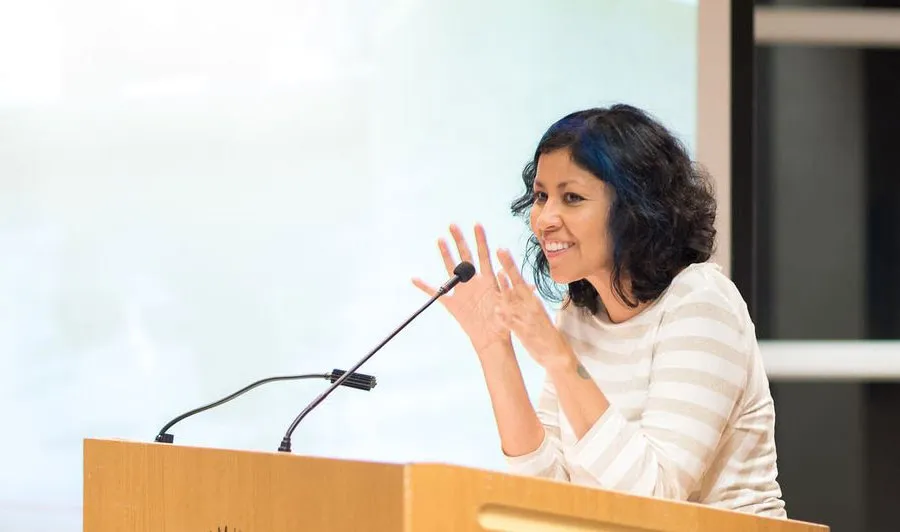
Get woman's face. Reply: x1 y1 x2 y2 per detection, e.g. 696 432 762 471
529 149 614 285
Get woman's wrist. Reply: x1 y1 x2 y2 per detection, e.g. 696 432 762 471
541 338 581 379
474 337 516 364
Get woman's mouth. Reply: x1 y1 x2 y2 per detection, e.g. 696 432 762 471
543 240 574 259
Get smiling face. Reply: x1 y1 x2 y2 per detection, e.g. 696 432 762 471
529 148 614 285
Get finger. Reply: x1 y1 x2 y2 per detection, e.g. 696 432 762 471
437 238 457 276
497 270 512 292
496 248 527 287
449 224 475 266
474 223 495 277
411 277 440 298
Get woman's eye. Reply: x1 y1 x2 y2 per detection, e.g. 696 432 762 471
564 192 584 203
532 191 548 203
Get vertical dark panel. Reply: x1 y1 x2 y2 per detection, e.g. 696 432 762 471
731 0 757 318
865 383 900 532
861 6 900 527
771 382 867 531
864 47 900 340
754 46 773 339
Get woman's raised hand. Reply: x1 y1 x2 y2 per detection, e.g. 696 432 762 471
412 224 510 353
495 248 572 370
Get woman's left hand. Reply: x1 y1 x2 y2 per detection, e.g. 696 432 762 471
494 248 574 370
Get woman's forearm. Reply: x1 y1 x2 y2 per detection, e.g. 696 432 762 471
476 341 545 457
544 353 610 440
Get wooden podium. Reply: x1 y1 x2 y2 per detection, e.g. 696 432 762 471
84 438 828 531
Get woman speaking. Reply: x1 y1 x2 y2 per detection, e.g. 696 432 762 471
413 104 786 517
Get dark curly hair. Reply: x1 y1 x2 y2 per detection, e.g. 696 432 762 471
511 104 717 315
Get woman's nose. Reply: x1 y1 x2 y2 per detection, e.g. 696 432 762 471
535 202 562 232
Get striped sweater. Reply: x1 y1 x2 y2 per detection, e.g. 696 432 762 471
506 262 786 518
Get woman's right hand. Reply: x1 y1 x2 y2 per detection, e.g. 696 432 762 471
412 223 511 353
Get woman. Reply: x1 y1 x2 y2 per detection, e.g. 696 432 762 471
412 104 786 517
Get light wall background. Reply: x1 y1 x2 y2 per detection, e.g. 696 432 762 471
0 0 698 529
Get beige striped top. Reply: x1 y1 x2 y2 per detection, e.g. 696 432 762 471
506 262 786 518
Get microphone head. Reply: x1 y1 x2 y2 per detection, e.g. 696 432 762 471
454 261 476 282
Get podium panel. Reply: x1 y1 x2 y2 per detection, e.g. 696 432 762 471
84 438 828 531
402 463 827 532
84 438 404 531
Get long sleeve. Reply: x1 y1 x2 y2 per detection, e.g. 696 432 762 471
567 287 751 500
503 375 570 482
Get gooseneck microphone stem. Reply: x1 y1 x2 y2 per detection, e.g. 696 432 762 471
277 294 439 453
155 369 376 444
277 261 475 453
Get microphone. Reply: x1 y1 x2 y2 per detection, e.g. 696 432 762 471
154 369 377 444
277 261 476 452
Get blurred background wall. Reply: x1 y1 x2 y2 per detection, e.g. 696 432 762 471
0 1 699 530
